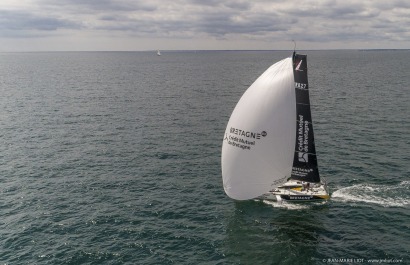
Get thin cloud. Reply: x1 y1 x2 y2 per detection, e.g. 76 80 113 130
0 9 81 37
41 0 157 12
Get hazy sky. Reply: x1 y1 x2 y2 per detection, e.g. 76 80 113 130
1 0 410 51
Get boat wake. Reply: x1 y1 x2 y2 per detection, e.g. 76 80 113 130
261 199 328 210
332 181 410 207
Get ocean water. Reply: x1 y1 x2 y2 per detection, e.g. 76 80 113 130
0 50 409 264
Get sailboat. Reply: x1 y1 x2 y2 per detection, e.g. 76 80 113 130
221 51 330 201
157 50 161 56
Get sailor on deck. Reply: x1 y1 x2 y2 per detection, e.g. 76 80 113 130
302 182 310 191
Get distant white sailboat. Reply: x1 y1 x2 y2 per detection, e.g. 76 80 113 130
157 50 161 56
221 51 330 202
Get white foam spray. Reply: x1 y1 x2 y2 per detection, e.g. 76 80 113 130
332 181 410 207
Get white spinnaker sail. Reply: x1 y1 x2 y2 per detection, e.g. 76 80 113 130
221 57 296 200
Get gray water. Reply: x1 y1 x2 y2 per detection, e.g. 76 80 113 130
1 50 409 264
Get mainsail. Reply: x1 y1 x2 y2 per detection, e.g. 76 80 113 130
290 53 320 183
221 57 296 200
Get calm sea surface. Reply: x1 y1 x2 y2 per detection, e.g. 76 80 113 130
0 50 409 264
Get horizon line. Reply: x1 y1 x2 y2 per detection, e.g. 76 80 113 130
1 48 410 53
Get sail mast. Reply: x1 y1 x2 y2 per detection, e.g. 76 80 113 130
290 53 321 183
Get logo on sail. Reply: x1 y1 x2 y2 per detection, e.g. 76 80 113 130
229 127 266 139
297 115 309 163
295 59 303 71
226 127 267 151
298 152 308 163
